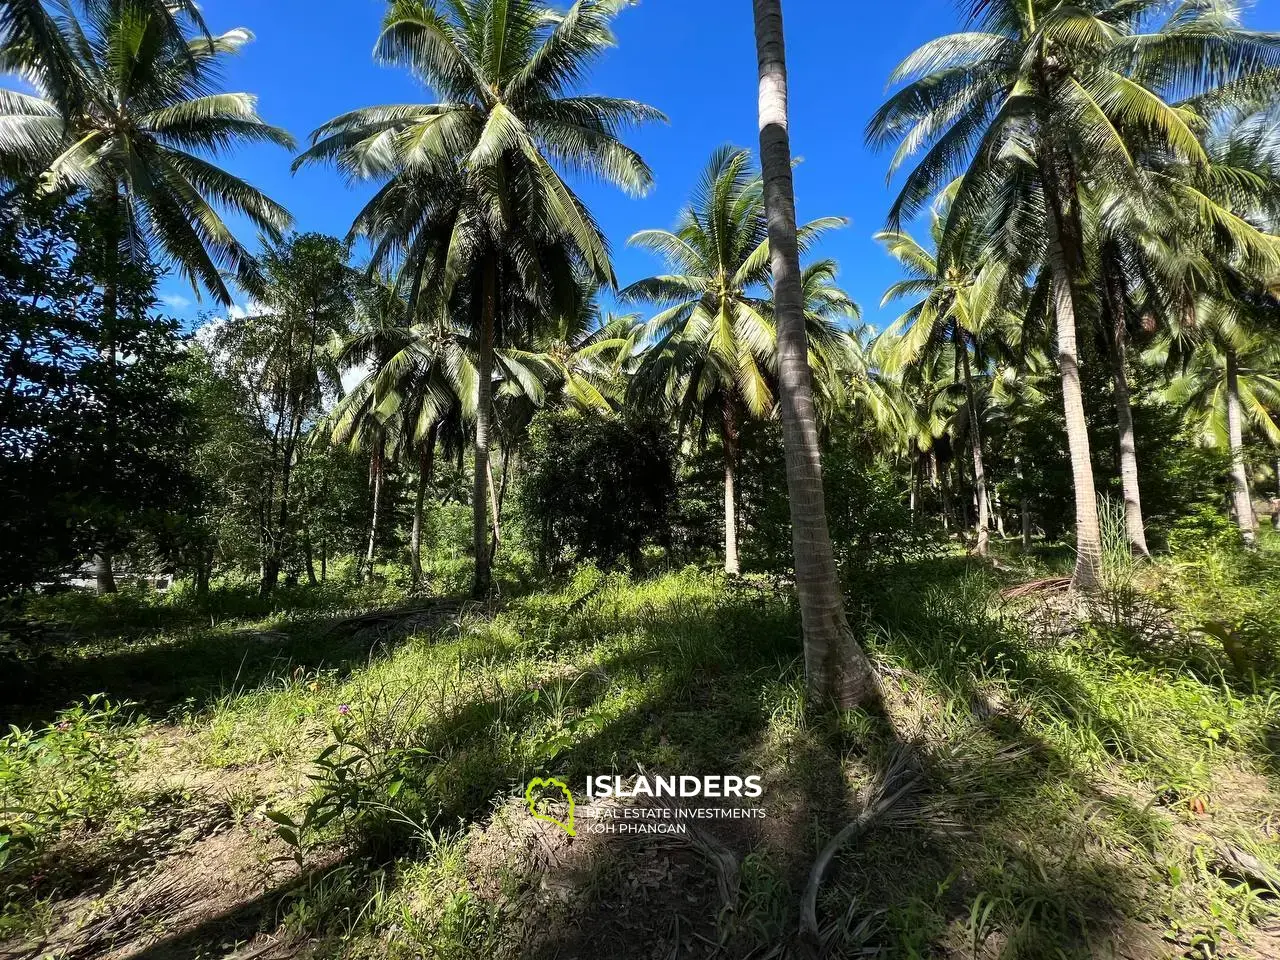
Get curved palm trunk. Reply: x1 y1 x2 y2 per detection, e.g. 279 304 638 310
1041 155 1102 592
1102 258 1150 556
723 402 741 575
411 423 439 590
754 0 877 710
472 255 497 599
960 348 990 556
1226 349 1257 548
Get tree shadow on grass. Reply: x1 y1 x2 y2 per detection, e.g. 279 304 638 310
0 596 473 728
489 568 1202 958
14 566 1240 960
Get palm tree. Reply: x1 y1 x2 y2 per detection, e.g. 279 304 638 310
876 213 1015 555
1 0 293 591
868 0 1280 589
621 146 845 574
330 276 414 582
295 0 661 599
0 1 293 302
752 0 879 711
1149 297 1280 548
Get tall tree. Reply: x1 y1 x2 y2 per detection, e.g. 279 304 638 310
296 0 661 599
868 0 1280 589
1150 298 1280 548
1 0 294 590
214 234 351 598
621 146 845 574
876 214 1015 555
752 0 879 709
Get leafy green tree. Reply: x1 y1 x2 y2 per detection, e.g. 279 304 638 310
296 0 661 598
0 190 198 595
519 408 675 571
212 234 352 598
1 0 293 589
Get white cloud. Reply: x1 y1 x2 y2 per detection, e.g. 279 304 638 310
227 300 263 320
160 293 192 310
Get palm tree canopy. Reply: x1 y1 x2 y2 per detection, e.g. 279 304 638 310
622 145 848 435
868 0 1280 267
0 0 295 303
295 0 664 295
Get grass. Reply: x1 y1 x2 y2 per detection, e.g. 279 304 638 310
2 539 1279 959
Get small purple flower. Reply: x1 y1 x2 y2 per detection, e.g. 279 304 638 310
337 704 351 716
55 721 71 732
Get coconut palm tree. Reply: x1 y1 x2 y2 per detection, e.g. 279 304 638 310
752 0 879 711
621 145 845 574
868 0 1280 589
0 1 293 303
330 276 415 582
1148 296 1280 547
0 1 293 591
876 212 1015 555
295 0 661 599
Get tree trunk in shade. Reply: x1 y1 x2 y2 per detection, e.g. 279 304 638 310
722 402 741 575
961 348 990 556
753 0 878 709
472 255 497 598
411 424 438 589
1040 147 1102 591
1102 252 1150 556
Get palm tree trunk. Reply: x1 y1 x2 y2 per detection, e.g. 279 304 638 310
939 458 952 532
94 553 117 593
960 348 990 556
411 423 438 590
472 255 497 599
95 197 121 596
1017 457 1031 549
364 431 386 583
909 458 917 516
1102 256 1150 556
1041 153 1102 591
723 403 741 575
753 0 877 710
1226 349 1257 548
303 528 318 586
489 441 514 566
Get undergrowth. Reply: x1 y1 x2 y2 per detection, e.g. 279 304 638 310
1 541 1278 958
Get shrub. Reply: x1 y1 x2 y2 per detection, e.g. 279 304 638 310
517 409 676 571
0 695 141 876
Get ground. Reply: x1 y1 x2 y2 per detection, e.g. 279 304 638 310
2 540 1279 960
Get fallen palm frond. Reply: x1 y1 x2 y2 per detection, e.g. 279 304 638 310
1000 577 1072 599
799 745 924 946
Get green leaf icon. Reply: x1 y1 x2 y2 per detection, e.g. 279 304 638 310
525 777 576 837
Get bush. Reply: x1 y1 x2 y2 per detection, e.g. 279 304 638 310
733 420 943 574
517 409 676 571
0 695 141 877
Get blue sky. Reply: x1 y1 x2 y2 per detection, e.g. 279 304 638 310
169 0 1280 332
